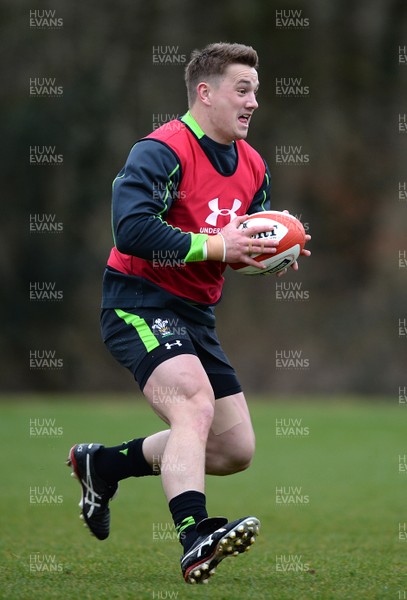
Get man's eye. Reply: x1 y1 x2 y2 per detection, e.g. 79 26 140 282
238 89 247 95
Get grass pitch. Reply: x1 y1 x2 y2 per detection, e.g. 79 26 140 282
0 396 405 599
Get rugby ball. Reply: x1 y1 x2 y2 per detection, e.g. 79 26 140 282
230 211 306 275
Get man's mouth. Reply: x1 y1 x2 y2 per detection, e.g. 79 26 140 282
238 113 251 125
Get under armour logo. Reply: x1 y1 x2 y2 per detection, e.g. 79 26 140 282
165 340 182 350
205 198 242 226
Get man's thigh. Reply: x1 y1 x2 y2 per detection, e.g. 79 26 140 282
101 307 197 392
143 353 215 424
210 392 252 436
101 307 242 400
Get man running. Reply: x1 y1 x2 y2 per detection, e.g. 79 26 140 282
67 41 310 584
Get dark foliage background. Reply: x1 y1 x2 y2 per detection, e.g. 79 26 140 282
1 0 406 395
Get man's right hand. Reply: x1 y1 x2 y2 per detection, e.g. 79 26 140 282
206 214 279 269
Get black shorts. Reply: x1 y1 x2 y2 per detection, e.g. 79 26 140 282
100 308 242 399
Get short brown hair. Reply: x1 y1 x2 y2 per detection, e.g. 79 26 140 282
185 42 259 107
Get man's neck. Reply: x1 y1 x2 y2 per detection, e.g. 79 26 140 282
181 111 206 139
182 110 233 146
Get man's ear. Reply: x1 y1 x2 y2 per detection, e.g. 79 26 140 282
196 81 212 106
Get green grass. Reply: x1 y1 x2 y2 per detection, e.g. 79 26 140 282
0 396 406 599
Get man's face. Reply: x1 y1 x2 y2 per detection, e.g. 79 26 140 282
205 63 259 144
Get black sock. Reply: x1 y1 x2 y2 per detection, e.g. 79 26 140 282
93 438 155 484
169 490 208 552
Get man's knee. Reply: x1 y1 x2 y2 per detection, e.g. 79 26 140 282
226 437 255 473
208 435 255 475
184 391 215 432
161 382 215 441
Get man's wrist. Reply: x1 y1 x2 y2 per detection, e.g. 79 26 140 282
206 233 226 262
